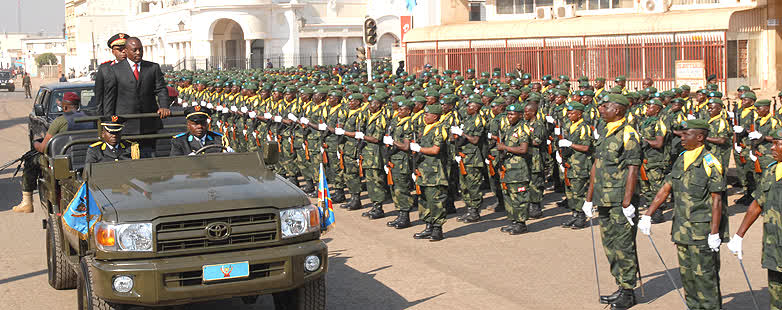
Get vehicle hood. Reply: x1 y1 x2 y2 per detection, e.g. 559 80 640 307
85 152 309 222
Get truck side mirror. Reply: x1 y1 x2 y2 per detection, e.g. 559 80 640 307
34 104 44 116
263 142 279 165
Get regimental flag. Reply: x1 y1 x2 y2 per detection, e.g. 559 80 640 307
317 163 335 232
62 182 102 240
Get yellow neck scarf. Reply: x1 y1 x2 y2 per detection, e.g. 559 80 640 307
569 119 583 135
605 118 626 137
683 145 705 171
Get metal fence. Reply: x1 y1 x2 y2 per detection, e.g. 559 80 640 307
168 54 379 71
406 31 726 91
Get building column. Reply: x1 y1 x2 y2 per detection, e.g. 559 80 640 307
317 37 323 66
341 37 347 65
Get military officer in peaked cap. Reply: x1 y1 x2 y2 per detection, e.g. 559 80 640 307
96 33 130 116
170 106 229 156
86 116 140 164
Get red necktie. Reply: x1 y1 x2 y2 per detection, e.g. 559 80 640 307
133 63 139 80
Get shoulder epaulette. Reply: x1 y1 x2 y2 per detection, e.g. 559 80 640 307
173 132 186 138
101 60 112 65
768 161 778 169
90 141 103 147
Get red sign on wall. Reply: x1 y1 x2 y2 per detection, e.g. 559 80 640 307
400 16 413 43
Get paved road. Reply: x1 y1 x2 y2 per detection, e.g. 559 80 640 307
0 81 771 309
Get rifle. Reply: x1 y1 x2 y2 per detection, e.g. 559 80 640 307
0 149 40 179
774 96 778 117
319 121 331 164
302 113 311 161
496 133 508 190
749 112 762 173
381 126 399 186
355 115 366 178
556 119 572 187
453 128 468 176
411 132 422 195
733 102 747 165
337 123 345 170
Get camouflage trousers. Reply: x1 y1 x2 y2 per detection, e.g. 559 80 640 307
324 150 345 190
295 141 313 182
677 243 722 310
390 165 414 212
487 170 505 208
503 182 530 223
21 154 42 192
736 152 757 194
769 270 782 310
279 137 299 178
529 172 545 205
306 140 322 184
565 177 588 212
598 206 638 289
639 166 665 205
342 154 362 196
364 168 388 204
419 185 447 226
459 166 484 211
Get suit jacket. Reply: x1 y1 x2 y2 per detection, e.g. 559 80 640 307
103 60 170 134
94 61 113 116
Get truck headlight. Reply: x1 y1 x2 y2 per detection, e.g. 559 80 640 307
95 222 153 252
279 205 320 239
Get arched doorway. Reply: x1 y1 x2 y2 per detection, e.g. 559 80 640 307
210 19 245 69
251 39 264 68
375 33 399 59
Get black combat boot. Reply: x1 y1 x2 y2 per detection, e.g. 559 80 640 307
561 211 578 228
445 200 457 214
332 189 346 203
557 198 569 208
500 221 515 232
650 208 665 224
413 224 433 239
461 209 481 223
339 196 354 209
609 289 635 310
529 203 543 219
429 226 444 241
387 212 402 226
393 212 411 229
508 222 528 235
600 287 624 304
368 203 385 219
571 211 588 229
346 196 363 210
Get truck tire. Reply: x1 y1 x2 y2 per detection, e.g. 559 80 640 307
272 277 326 310
77 257 124 310
47 214 77 290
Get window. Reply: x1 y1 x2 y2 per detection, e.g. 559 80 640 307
575 0 630 10
470 3 482 21
727 40 748 78
497 0 576 14
141 2 150 12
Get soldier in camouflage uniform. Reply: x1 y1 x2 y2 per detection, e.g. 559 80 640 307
640 119 727 310
638 98 668 223
411 104 448 241
453 98 486 223
734 92 759 205
359 94 390 219
728 128 782 310
384 99 416 229
749 99 780 171
320 90 347 203
558 102 593 229
584 94 641 310
339 93 366 210
279 87 302 185
523 100 548 219
486 98 508 212
294 87 317 195
497 103 533 235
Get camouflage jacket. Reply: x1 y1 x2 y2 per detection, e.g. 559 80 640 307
707 115 732 170
754 114 779 168
563 119 593 178
342 107 365 158
753 161 782 271
415 122 448 187
458 112 486 167
592 119 641 207
322 104 346 149
500 121 532 184
388 116 414 173
664 146 727 245
525 117 547 174
361 110 387 168
638 116 667 168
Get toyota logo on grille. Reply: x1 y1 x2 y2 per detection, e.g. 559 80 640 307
205 222 231 241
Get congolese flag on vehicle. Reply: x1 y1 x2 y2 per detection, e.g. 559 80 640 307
61 182 102 240
317 163 335 232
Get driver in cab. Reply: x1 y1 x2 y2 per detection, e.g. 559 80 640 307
86 115 140 164
170 106 231 156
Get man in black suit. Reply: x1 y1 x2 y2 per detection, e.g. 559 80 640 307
102 37 171 137
95 33 129 116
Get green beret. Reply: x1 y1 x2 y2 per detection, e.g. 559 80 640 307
581 90 595 97
506 103 523 112
661 90 674 97
542 75 552 81
412 96 427 103
244 82 259 90
615 75 627 82
467 97 483 105
672 88 682 94
601 94 630 106
679 85 691 91
670 98 685 105
740 92 757 100
567 102 586 111
482 91 497 98
424 104 443 114
609 86 624 94
737 85 751 92
399 99 415 108
520 87 531 94
425 90 440 97
439 88 453 95
369 94 387 102
392 96 406 103
595 77 606 82
770 128 782 140
697 89 709 95
706 83 719 91
315 86 329 94
755 99 771 107
329 90 344 97
491 97 506 105
461 87 474 96
707 91 723 98
707 74 717 81
681 119 709 131
555 89 569 97
708 98 723 105
300 87 314 95
522 73 532 79
647 98 663 107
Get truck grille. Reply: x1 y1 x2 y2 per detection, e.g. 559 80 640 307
156 212 278 253
163 261 286 287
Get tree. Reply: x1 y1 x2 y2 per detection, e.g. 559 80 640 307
35 53 58 67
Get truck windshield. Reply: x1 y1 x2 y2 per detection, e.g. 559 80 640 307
48 88 97 113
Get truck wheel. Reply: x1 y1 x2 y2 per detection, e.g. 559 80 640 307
272 277 326 310
47 214 77 290
77 257 124 310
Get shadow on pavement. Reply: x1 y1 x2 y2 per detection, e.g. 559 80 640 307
637 268 684 304
0 175 21 212
723 286 770 310
0 116 27 131
0 269 47 285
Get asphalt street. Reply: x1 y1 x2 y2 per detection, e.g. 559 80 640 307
0 78 771 309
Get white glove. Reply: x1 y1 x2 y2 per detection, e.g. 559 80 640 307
264 112 273 119
622 204 636 226
708 233 721 252
354 132 364 140
221 107 228 114
225 146 235 153
177 98 183 104
733 125 744 133
182 101 189 107
206 103 213 109
546 116 555 124
240 106 248 114
383 136 394 145
554 127 561 135
727 234 743 259
410 142 421 153
216 120 222 127
201 100 207 106
727 111 735 119
287 113 298 122
582 201 594 218
687 114 696 120
546 139 551 145
248 111 257 119
188 151 196 156
749 152 758 162
300 117 309 125
274 115 282 123
749 131 763 140
638 215 652 235
252 131 257 138
192 101 198 107
593 130 600 139
318 123 328 131
454 155 462 163
487 133 493 140
450 126 463 136
555 151 562 164
230 106 238 112
383 165 389 174
411 173 417 182
558 139 572 148
242 129 247 136
735 145 743 153
335 127 345 136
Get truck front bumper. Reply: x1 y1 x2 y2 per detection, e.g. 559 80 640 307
89 239 327 306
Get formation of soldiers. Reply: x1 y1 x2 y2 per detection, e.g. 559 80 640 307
165 63 782 309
